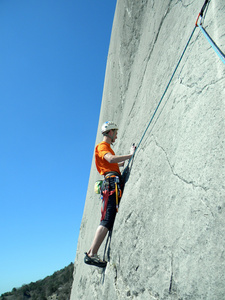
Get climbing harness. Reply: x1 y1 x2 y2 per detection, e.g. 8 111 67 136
102 173 122 214
96 172 123 222
126 0 224 170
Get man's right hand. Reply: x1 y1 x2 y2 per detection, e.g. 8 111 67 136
130 144 136 155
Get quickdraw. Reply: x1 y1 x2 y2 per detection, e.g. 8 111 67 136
115 181 119 212
195 0 225 65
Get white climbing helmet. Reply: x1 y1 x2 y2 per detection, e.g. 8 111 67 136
101 121 118 134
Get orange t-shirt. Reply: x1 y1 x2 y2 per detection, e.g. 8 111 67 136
95 141 121 176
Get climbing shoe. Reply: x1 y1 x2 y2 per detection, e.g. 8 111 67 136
84 252 107 268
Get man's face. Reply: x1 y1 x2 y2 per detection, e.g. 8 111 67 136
110 129 118 142
113 130 118 141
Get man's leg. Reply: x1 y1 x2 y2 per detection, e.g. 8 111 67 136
88 225 108 257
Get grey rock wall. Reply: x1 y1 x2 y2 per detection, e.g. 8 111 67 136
70 0 225 299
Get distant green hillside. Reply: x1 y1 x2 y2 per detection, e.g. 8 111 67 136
0 263 74 300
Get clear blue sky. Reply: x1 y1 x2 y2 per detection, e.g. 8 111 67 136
0 0 117 295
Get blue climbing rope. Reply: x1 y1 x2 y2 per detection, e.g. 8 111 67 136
137 27 196 151
197 23 225 65
126 26 197 168
195 0 225 64
125 0 223 172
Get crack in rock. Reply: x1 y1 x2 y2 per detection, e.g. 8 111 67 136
128 2 172 117
169 254 174 294
153 136 209 191
179 77 224 95
179 0 195 8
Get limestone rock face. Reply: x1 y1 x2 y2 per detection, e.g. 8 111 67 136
70 0 225 299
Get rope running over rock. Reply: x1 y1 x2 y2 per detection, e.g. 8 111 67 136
127 0 222 169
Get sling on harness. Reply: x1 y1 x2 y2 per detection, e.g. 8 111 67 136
115 181 119 212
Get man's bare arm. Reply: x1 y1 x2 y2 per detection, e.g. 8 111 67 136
104 153 132 164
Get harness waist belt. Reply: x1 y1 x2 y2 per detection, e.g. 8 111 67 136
104 171 120 179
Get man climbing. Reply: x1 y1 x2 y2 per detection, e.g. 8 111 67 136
84 121 136 268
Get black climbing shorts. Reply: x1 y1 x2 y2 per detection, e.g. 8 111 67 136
100 176 122 231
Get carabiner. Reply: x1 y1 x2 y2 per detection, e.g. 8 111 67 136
195 13 203 27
